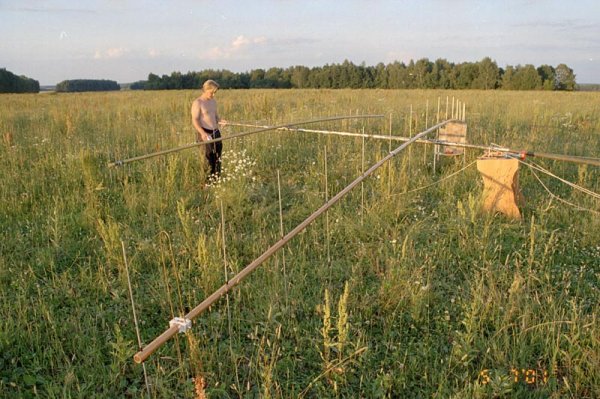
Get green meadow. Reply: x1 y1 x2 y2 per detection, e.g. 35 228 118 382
0 89 599 398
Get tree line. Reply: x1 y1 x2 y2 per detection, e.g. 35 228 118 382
134 58 577 91
55 79 120 92
0 68 40 93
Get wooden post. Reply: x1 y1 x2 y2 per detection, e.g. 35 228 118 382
433 97 441 172
476 156 524 219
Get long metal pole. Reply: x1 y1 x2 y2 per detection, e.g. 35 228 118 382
228 122 600 167
108 115 383 167
133 119 455 364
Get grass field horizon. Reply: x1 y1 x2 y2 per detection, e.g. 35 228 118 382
1 89 599 398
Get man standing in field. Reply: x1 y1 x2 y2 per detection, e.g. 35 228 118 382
191 80 227 179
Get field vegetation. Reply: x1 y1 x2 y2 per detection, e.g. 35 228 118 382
0 89 599 398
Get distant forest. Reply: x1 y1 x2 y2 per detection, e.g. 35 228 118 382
133 58 577 91
55 79 120 92
0 68 40 93
0 58 581 93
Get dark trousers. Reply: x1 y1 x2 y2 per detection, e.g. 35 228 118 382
200 127 222 176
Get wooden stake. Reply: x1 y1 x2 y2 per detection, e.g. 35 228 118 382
277 170 289 308
158 232 183 366
445 96 449 120
361 132 365 226
220 200 240 390
408 105 413 177
434 97 441 172
424 100 429 164
387 116 392 195
324 146 331 266
463 102 467 165
122 241 151 397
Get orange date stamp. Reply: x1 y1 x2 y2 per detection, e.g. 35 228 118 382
479 368 550 385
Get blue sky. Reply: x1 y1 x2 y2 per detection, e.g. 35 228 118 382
1 0 599 85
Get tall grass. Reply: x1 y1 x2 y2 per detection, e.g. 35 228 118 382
0 89 599 398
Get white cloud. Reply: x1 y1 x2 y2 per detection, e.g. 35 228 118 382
203 35 267 60
94 47 129 59
231 35 250 49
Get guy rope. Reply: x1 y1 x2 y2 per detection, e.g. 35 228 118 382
107 115 383 168
133 118 457 363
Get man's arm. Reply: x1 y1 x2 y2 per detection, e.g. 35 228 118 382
216 111 227 126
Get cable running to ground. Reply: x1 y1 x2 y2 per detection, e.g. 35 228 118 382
519 160 600 215
390 160 477 197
